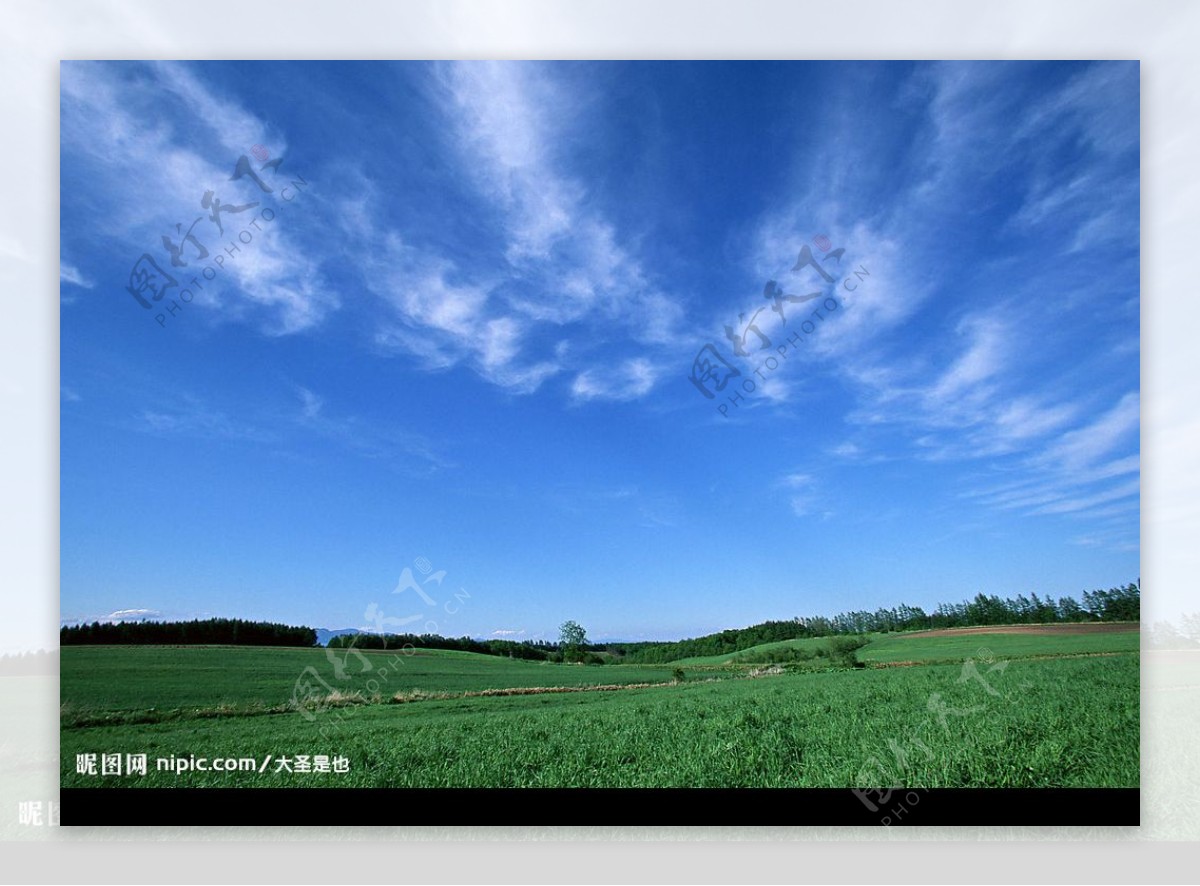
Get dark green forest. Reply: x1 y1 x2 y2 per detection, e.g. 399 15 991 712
59 617 317 647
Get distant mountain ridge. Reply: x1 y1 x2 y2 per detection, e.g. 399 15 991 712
315 628 360 646
314 627 400 647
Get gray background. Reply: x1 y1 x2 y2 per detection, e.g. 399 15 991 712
2 0 1193 881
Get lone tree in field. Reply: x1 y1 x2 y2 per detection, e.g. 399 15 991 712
559 620 588 663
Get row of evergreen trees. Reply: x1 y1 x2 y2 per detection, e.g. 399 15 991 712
611 582 1140 664
60 617 317 647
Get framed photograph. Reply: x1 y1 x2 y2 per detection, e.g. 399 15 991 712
58 59 1140 827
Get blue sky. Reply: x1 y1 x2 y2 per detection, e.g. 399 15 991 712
60 60 1140 642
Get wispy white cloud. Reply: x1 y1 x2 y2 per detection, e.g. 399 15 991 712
150 61 286 158
60 263 92 288
926 315 1006 406
571 358 659 402
1031 477 1140 516
134 398 275 443
756 377 791 405
103 608 161 622
1039 393 1139 473
1069 532 1138 554
969 454 1140 510
823 300 1136 538
130 387 452 474
1017 61 1139 159
542 480 678 529
959 399 1139 527
778 472 822 517
285 385 453 473
61 62 677 401
434 61 683 374
991 398 1081 445
441 61 577 264
357 228 561 394
60 61 336 335
729 63 1138 548
336 63 686 401
1011 62 1139 258
846 312 1080 459
60 607 212 627
297 386 323 420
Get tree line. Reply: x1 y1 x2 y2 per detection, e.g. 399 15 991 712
326 632 556 660
60 617 317 647
57 581 1138 662
608 582 1140 664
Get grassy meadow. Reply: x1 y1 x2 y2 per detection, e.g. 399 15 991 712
61 625 1139 788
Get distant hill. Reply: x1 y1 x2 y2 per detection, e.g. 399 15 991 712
315 628 440 647
315 627 370 647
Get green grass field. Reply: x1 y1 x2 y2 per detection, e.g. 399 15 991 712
60 626 1139 789
857 627 1140 663
669 635 853 666
668 624 1139 666
60 645 683 718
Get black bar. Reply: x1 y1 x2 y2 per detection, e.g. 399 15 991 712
61 787 1139 827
